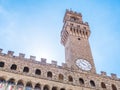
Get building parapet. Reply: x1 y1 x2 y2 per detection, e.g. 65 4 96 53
101 71 107 76
30 55 36 60
41 58 47 64
19 53 25 59
111 73 117 79
51 60 57 66
0 48 119 80
66 9 82 17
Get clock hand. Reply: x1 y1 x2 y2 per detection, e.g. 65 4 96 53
81 62 86 66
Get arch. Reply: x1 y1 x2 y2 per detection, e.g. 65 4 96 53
34 83 41 90
43 85 49 90
35 69 41 75
7 78 15 90
70 27 72 31
0 77 6 83
47 71 52 78
76 29 79 34
86 31 88 36
68 75 73 82
0 61 4 67
0 77 6 90
70 16 77 21
101 82 106 89
26 82 32 90
60 88 65 90
52 86 57 90
23 67 29 73
83 30 85 36
74 28 76 33
17 80 24 90
112 84 117 90
17 80 24 86
8 78 15 85
79 78 84 85
58 74 64 80
10 64 17 70
90 80 95 87
79 30 81 34
84 27 86 30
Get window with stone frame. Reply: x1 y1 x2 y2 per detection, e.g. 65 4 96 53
58 74 64 80
101 82 106 89
90 80 95 87
112 84 117 90
35 69 41 75
23 67 29 73
79 78 84 85
47 71 52 78
10 64 17 70
68 75 73 82
0 62 4 67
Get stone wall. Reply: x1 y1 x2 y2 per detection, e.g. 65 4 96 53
0 51 120 90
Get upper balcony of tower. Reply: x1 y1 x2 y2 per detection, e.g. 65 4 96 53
63 9 83 23
61 10 90 46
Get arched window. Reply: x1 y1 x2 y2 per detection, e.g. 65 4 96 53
10 64 17 70
0 77 6 83
52 86 57 90
43 85 49 90
70 17 77 21
8 78 15 85
23 67 29 73
26 82 32 90
17 80 24 86
79 78 84 85
68 75 73 82
101 82 106 89
17 80 24 90
0 62 4 67
58 74 64 80
34 83 41 90
112 84 117 90
47 71 52 78
35 69 41 75
7 78 15 90
90 80 95 87
60 88 65 90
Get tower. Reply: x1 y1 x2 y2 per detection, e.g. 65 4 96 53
61 10 96 73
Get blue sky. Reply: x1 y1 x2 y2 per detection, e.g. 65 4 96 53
0 0 120 77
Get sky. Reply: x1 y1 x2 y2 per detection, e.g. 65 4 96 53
0 0 120 77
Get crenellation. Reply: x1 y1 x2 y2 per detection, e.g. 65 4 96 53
19 53 25 59
30 55 36 60
1 53 6 56
111 73 117 79
0 48 3 53
84 22 88 25
7 51 14 57
101 71 107 76
51 60 57 66
41 58 47 64
66 9 82 17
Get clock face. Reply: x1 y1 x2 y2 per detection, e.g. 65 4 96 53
76 59 92 71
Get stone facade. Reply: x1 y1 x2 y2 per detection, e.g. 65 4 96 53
0 10 120 90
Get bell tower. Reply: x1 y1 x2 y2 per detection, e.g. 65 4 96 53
61 10 96 73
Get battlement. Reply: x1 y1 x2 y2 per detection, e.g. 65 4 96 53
66 9 82 17
0 48 119 81
0 48 69 68
100 71 119 80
